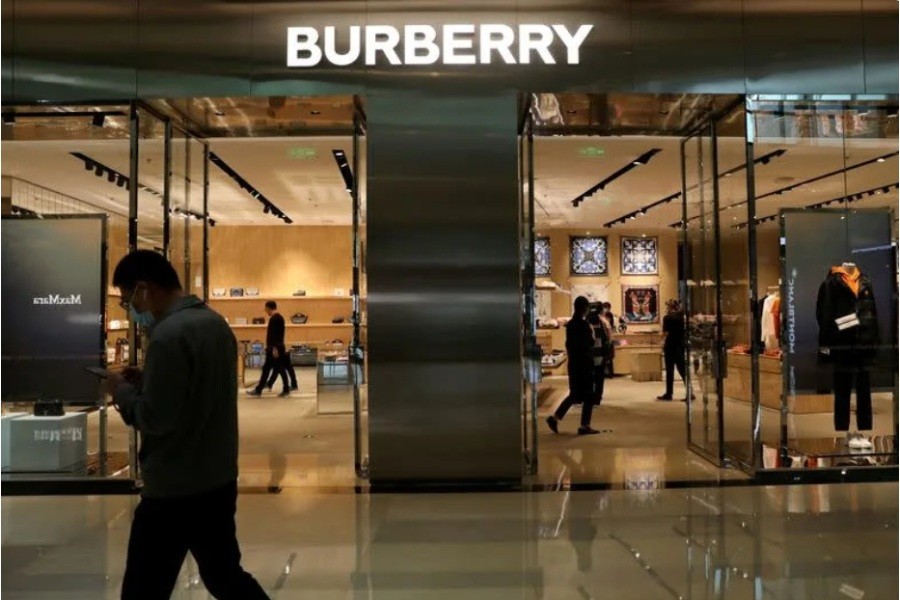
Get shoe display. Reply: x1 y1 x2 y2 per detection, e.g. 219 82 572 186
577 426 601 435
546 416 559 434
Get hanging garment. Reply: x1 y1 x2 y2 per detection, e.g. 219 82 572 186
760 294 778 350
816 266 880 363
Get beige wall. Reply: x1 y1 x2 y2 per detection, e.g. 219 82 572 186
540 228 679 332
209 225 352 296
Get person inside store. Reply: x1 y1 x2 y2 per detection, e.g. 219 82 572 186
588 304 611 406
657 298 689 402
266 342 298 392
601 302 617 377
249 300 290 397
105 250 270 600
547 296 602 435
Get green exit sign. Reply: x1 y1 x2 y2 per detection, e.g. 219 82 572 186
288 147 317 159
579 147 605 157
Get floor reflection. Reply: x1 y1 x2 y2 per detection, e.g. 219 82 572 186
2 483 896 599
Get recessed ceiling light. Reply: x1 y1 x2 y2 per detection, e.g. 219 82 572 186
311 110 321 115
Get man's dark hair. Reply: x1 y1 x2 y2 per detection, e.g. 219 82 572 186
574 296 590 313
602 302 612 309
265 300 277 310
112 250 182 291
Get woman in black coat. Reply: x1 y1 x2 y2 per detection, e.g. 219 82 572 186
547 296 601 435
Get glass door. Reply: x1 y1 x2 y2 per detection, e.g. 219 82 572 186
682 122 726 465
519 98 539 475
350 98 369 478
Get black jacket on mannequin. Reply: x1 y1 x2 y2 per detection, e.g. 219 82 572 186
815 268 879 363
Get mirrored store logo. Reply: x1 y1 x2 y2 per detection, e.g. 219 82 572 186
32 294 82 306
287 24 594 67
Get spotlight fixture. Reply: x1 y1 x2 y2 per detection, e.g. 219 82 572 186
209 150 292 224
92 113 106 128
332 149 355 194
84 161 94 171
94 164 104 176
573 148 662 209
107 171 115 183
877 157 886 163
116 174 127 188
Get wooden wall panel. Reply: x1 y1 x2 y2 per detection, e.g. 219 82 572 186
208 225 352 297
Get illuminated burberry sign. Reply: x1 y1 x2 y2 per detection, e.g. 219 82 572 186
287 24 594 67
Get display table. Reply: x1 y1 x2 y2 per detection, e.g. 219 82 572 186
3 412 88 472
725 351 832 414
630 351 662 382
614 332 663 376
2 413 28 470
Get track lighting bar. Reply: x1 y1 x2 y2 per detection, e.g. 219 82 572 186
1 110 126 125
731 182 900 229
673 150 897 228
608 149 787 228
571 149 662 208
331 149 354 193
209 151 293 224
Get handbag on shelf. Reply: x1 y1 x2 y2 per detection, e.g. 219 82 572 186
292 289 307 297
251 317 265 325
245 287 260 297
212 288 226 298
34 399 64 417
229 287 244 297
234 317 248 325
331 317 345 324
290 313 309 324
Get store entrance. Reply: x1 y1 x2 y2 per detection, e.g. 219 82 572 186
520 93 750 485
0 96 369 492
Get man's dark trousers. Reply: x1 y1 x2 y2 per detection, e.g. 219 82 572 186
121 481 269 599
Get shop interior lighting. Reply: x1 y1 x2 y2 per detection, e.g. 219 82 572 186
731 181 899 229
2 109 125 124
572 149 662 208
71 152 216 225
209 151 293 224
609 149 787 228
332 149 355 193
673 150 896 228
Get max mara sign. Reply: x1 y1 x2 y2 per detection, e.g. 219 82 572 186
287 24 594 67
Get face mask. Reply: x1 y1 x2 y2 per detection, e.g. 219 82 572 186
128 288 156 329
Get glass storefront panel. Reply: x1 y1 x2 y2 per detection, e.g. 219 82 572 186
748 95 899 469
1 107 134 484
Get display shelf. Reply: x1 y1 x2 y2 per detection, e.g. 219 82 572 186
107 327 129 332
228 323 353 329
209 295 351 302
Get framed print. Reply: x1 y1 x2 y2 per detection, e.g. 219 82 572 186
570 236 608 276
535 237 551 277
621 236 658 275
621 285 659 323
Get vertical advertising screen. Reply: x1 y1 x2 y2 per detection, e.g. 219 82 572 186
1 216 105 403
782 210 894 401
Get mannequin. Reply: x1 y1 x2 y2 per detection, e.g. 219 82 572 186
816 262 879 450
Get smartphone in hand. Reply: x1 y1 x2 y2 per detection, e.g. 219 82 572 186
85 366 111 379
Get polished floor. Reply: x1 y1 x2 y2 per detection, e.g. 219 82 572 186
2 482 897 598
64 371 892 490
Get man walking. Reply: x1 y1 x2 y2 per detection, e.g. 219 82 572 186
250 300 290 397
546 296 601 435
107 250 269 599
657 298 689 401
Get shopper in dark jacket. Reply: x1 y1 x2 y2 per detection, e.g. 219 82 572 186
658 298 689 401
107 250 269 600
547 296 601 435
250 300 290 397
